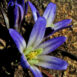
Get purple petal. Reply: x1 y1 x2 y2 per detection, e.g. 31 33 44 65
27 17 46 48
9 29 26 53
15 3 24 22
8 3 19 31
21 54 31 68
31 66 42 77
14 4 20 30
1 8 9 28
8 0 25 8
44 25 72 40
21 54 42 77
51 25 72 36
28 1 40 22
54 19 72 30
43 2 56 26
37 36 66 54
8 0 14 7
17 0 25 8
25 1 28 15
36 55 68 70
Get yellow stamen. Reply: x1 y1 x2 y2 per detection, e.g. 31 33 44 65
27 52 37 60
26 48 43 60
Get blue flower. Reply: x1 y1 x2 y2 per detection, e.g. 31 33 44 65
9 17 68 77
8 1 24 31
28 1 72 37
1 0 28 32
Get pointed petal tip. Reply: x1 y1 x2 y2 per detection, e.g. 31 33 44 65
8 1 14 7
55 59 68 70
28 1 39 22
67 19 72 22
9 28 14 33
49 2 56 7
9 28 17 34
43 2 56 25
62 61 68 70
36 17 47 26
64 19 72 24
58 58 68 70
58 36 67 42
46 2 56 9
39 17 46 23
37 55 68 70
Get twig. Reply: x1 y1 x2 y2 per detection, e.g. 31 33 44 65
39 67 54 77
56 49 77 61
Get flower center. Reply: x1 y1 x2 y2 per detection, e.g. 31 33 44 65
23 47 43 65
47 23 54 28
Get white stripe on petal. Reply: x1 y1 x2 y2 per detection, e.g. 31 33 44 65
37 36 66 54
54 19 72 30
15 3 24 21
43 2 56 27
35 55 68 70
27 17 46 48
